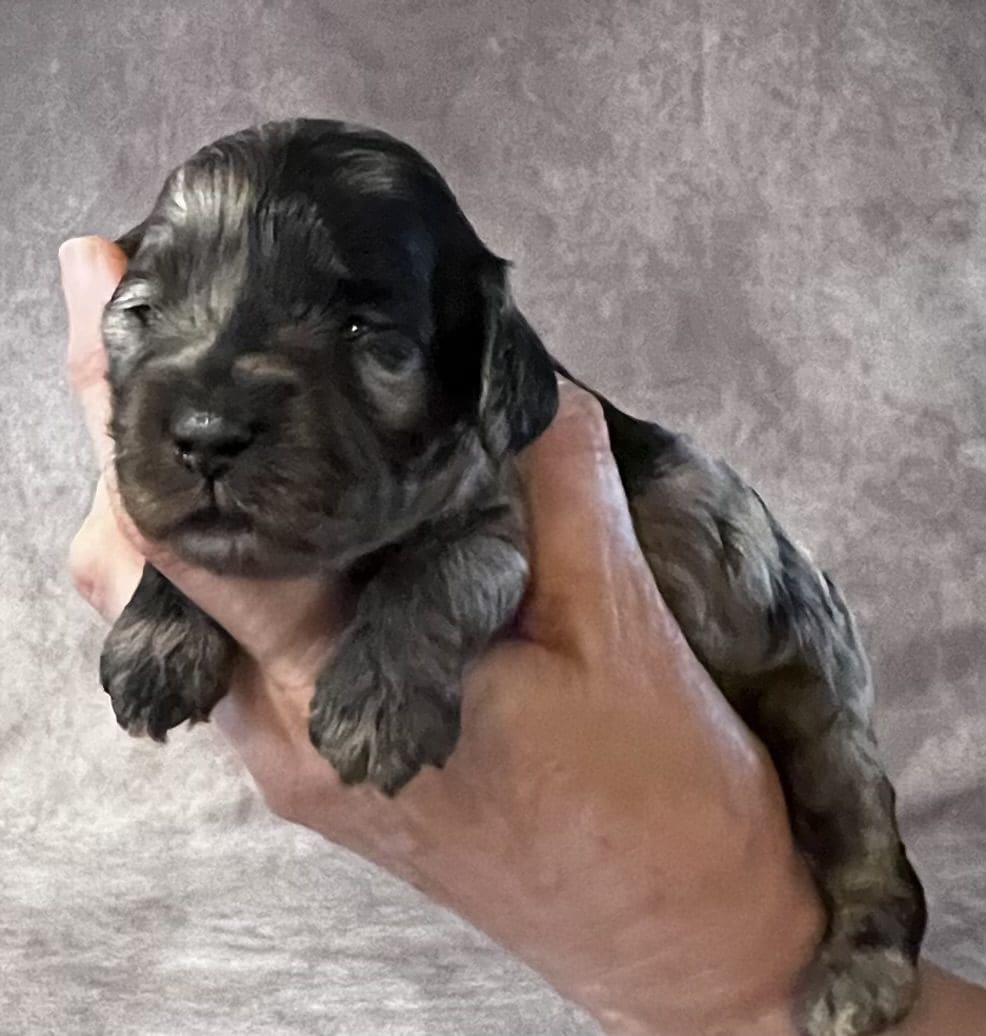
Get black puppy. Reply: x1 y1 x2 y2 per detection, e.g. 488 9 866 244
98 119 925 1036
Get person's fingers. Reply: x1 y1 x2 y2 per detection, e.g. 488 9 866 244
59 236 127 470
514 381 676 657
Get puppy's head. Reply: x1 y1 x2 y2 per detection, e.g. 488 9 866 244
103 119 557 575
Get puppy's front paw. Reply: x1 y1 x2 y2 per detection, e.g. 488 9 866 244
309 626 461 794
797 941 918 1036
99 566 234 741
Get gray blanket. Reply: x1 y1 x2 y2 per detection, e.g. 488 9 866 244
2 1 983 1032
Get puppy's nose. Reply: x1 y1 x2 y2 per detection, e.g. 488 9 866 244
171 409 254 477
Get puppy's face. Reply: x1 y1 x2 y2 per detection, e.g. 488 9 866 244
102 121 555 576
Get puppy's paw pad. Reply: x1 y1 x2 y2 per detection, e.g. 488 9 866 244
798 946 917 1036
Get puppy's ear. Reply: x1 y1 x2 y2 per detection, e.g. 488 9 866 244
442 254 558 457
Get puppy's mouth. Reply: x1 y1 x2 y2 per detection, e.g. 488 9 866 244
161 498 319 577
175 507 255 535
117 456 325 576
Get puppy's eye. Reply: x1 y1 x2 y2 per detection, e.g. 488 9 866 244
342 318 368 341
362 337 420 374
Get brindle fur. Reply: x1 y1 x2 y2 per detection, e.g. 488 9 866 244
97 119 925 1036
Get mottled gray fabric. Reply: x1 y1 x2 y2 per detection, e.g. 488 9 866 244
1 1 983 1033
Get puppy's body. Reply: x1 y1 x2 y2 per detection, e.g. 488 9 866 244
98 119 925 1036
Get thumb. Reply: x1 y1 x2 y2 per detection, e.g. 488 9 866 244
514 381 679 659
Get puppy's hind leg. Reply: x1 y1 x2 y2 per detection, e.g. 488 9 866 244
605 413 926 1036
747 654 926 1036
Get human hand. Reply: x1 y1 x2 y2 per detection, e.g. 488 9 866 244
62 236 985 1036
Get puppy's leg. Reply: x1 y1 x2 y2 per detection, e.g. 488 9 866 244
750 660 925 1036
100 563 236 740
310 492 528 795
609 418 925 1036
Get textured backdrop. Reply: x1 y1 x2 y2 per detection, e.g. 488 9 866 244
1 1 983 1033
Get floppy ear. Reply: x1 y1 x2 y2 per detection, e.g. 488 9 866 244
443 254 559 457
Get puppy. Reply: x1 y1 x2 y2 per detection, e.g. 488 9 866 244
98 119 925 1036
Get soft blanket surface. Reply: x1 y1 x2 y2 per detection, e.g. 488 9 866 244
1 0 983 1032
